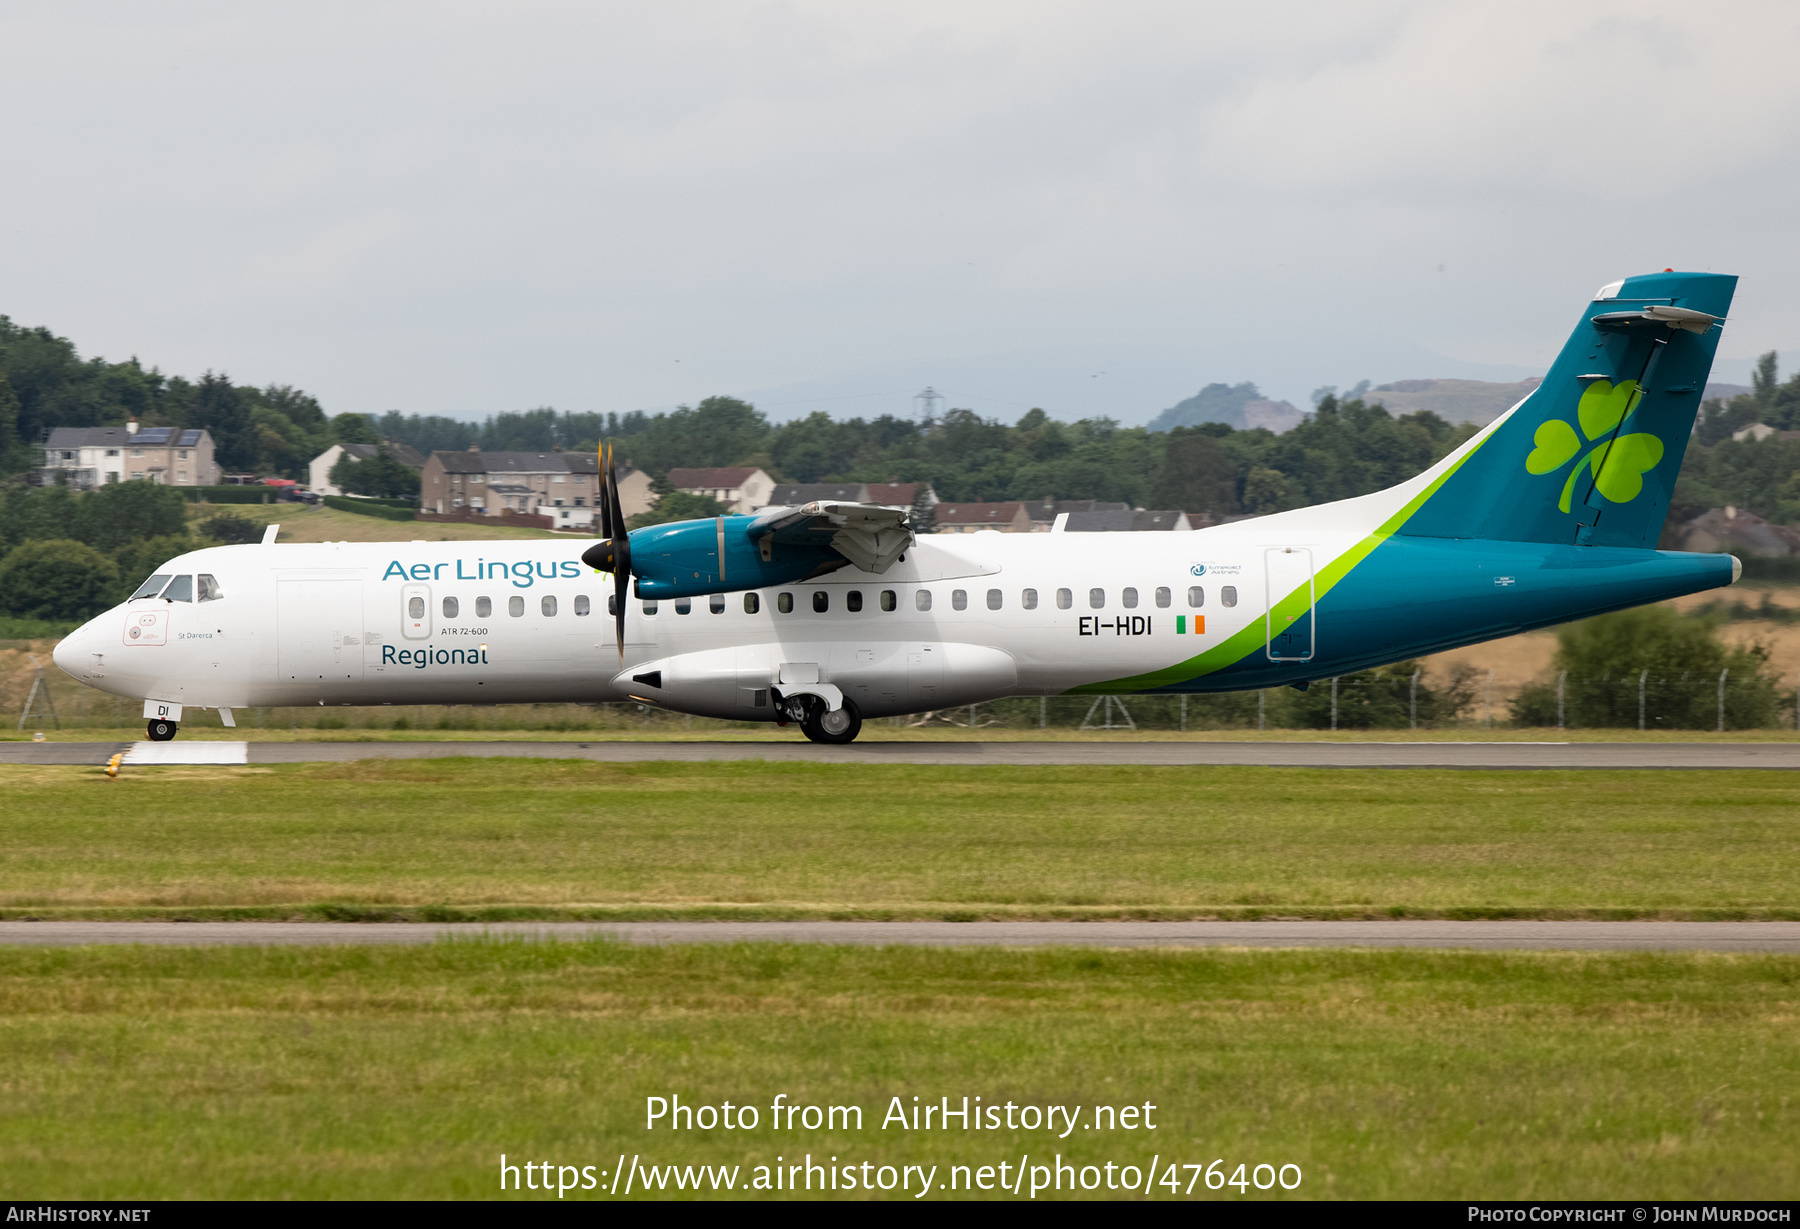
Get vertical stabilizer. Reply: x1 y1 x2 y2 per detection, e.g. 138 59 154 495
1400 271 1736 548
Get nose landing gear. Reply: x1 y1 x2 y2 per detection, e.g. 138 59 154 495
146 719 179 742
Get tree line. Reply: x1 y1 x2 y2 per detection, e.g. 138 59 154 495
9 311 1800 527
1676 352 1800 525
0 314 381 480
375 394 1482 514
0 482 262 625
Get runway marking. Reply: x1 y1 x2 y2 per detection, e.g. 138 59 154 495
2 921 1798 952
122 741 248 765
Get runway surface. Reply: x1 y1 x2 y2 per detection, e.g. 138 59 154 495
4 739 1800 768
2 921 1798 951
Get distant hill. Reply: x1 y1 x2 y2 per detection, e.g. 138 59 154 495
1360 378 1757 427
1362 378 1543 426
1146 382 1305 433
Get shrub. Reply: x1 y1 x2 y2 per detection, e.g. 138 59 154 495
329 447 419 499
183 486 279 504
1288 660 1475 729
72 481 189 552
0 540 121 621
200 512 262 545
322 496 415 522
1510 605 1785 729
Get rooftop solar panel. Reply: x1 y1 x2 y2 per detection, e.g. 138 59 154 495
136 428 172 444
177 429 203 446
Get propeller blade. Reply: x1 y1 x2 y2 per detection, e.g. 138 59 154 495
597 442 613 540
614 557 629 661
606 449 626 542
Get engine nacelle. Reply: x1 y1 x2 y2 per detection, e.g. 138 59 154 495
628 515 843 600
614 640 1018 720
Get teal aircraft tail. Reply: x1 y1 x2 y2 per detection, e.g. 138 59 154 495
1401 271 1736 549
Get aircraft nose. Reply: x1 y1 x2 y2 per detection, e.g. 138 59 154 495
51 622 89 677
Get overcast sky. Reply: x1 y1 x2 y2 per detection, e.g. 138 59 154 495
3 1 1798 425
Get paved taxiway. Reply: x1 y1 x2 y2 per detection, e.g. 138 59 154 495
5 739 1800 768
2 921 1797 951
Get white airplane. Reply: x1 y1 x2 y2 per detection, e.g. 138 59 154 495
54 271 1741 744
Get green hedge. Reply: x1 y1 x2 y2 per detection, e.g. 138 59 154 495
323 496 416 522
1738 555 1800 583
0 615 79 639
182 486 281 504
349 495 418 509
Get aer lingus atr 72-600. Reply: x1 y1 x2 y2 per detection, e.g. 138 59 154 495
53 271 1744 744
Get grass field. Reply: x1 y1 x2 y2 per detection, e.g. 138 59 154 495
0 940 1793 1200
3 761 1797 919
196 500 563 543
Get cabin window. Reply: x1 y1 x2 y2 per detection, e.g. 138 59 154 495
408 596 425 619
1187 586 1204 608
608 595 618 616
197 574 222 602
744 592 760 614
986 588 1002 610
778 592 793 614
130 574 171 600
1088 587 1105 609
846 590 863 612
542 595 558 616
812 591 829 613
709 593 725 613
1155 586 1171 608
163 575 194 603
1122 587 1139 609
1221 586 1238 607
509 596 524 617
1056 588 1072 610
442 596 459 618
1022 588 1037 610
916 589 932 611
880 590 896 611
476 596 492 618
574 594 590 616
642 600 658 615
952 589 967 610
674 598 691 614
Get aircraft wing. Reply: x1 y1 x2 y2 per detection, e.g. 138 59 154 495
746 501 914 574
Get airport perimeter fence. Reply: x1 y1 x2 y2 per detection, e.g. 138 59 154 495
4 638 1797 733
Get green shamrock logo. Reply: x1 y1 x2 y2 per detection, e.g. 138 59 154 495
1524 379 1664 513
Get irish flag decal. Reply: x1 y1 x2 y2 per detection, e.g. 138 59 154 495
1175 615 1205 635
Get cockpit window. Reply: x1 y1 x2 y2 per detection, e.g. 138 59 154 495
130 574 172 600
162 575 194 603
197 574 223 602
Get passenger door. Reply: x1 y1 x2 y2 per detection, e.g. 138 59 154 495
1264 547 1315 661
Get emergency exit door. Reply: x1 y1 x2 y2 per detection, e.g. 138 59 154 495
1264 547 1315 661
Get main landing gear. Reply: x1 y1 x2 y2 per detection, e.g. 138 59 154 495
799 697 862 745
777 698 860 744
146 719 179 742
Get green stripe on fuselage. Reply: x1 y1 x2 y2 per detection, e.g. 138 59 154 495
1068 430 1493 694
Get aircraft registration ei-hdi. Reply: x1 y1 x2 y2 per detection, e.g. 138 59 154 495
53 271 1745 745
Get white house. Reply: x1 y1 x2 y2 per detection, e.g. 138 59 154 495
307 441 428 496
40 423 218 488
665 466 775 515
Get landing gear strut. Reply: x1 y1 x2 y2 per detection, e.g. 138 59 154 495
800 697 862 745
146 719 179 742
